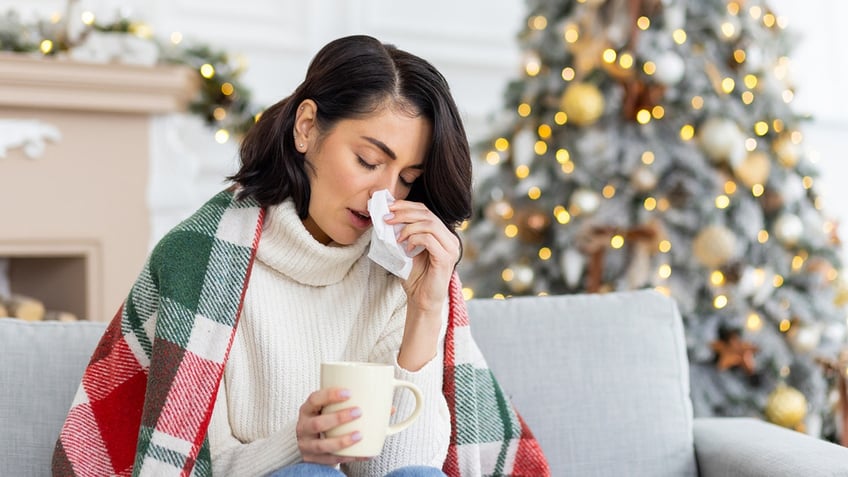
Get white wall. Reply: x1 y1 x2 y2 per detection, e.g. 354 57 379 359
2 0 845 263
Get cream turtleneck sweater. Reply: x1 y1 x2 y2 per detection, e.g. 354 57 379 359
208 200 450 476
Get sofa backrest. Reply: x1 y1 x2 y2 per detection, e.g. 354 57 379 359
466 289 697 476
0 319 107 477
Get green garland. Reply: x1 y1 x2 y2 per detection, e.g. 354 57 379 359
0 9 259 137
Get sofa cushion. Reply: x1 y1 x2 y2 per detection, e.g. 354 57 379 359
0 319 106 477
467 290 696 477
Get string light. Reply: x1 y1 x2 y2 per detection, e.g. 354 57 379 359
724 181 737 194
711 271 725 286
745 138 757 151
747 313 763 331
658 264 672 279
564 24 579 43
214 129 230 144
727 2 740 15
221 82 235 96
659 240 672 253
170 32 183 45
715 195 730 209
742 91 755 104
493 293 506 300
644 197 657 210
611 235 625 249
80 11 95 25
641 151 655 164
643 61 656 75
537 124 552 138
773 274 784 287
672 29 687 44
758 230 769 243
744 74 758 89
534 141 547 155
714 295 728 309
754 121 769 136
749 6 763 19
782 90 794 103
636 109 652 124
752 184 765 197
485 151 500 165
637 16 651 30
518 103 532 117
39 40 53 54
652 106 665 119
802 176 813 189
721 77 736 93
763 13 776 28
462 288 474 300
554 206 571 224
528 186 542 200
556 148 570 163
504 224 519 238
554 111 568 124
680 124 695 141
779 319 791 332
602 185 616 198
619 52 634 69
539 247 552 260
213 107 227 121
515 165 530 179
200 63 216 79
528 15 548 30
733 49 746 64
691 96 704 109
495 137 510 151
602 49 617 63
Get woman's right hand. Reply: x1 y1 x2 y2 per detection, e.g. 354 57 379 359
296 387 366 465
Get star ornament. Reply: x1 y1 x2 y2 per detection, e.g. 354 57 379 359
711 331 759 375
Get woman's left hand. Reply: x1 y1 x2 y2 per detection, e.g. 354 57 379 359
386 199 459 313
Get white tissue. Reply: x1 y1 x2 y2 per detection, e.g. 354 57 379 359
367 190 424 279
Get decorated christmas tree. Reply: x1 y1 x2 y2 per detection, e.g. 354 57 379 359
461 0 848 441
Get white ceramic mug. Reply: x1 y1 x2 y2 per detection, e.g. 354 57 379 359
320 361 424 457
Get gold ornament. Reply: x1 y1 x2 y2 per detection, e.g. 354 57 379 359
734 151 772 188
773 134 801 168
692 224 737 268
560 82 605 127
765 384 808 430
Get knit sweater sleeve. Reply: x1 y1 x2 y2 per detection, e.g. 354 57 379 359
344 300 451 476
208 379 302 476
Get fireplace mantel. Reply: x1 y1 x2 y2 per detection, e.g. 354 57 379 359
0 54 198 322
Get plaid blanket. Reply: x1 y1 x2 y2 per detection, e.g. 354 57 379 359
52 189 549 477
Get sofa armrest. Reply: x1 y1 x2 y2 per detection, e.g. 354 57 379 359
694 417 848 477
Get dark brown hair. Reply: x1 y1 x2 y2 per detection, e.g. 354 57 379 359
229 35 472 230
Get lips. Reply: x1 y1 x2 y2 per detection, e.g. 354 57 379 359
349 208 372 228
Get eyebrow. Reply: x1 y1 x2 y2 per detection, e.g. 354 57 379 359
361 136 424 169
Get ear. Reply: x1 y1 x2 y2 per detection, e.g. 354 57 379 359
293 99 317 153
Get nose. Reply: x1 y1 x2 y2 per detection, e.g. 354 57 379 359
370 173 401 200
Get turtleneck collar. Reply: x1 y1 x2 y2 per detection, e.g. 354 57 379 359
257 200 371 287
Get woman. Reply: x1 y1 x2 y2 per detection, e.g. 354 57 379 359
212 35 470 475
54 35 548 477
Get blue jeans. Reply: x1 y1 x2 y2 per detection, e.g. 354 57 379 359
268 462 446 477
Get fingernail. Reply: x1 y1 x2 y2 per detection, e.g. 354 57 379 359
352 431 362 442
339 389 351 398
351 407 362 417
383 213 395 221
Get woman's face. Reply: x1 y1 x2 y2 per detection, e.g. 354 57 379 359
297 104 432 245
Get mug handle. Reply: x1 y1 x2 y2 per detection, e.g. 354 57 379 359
386 379 424 436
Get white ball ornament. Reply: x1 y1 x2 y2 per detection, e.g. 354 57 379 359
789 324 822 353
569 188 601 215
698 117 747 167
653 51 686 86
508 264 535 294
631 167 659 192
773 213 804 246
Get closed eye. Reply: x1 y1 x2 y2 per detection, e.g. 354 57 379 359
357 156 377 170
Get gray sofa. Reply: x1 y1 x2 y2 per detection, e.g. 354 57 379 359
2 289 847 476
